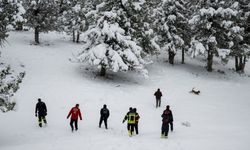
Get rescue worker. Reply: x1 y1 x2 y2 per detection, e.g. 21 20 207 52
134 108 140 135
161 105 172 138
67 104 82 132
154 88 163 108
123 107 136 136
99 104 110 129
35 98 47 127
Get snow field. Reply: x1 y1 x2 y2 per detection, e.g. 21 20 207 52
0 31 250 150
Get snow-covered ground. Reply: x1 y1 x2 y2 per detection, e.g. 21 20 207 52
0 31 250 150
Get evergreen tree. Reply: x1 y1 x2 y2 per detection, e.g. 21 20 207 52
121 0 159 55
228 1 250 73
24 0 58 44
77 0 148 77
57 0 87 43
189 0 237 72
153 0 188 64
0 0 25 112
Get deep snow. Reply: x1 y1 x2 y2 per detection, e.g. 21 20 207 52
0 31 250 150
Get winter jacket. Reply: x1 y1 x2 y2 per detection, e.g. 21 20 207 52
35 101 47 116
67 107 82 120
100 108 110 118
154 90 162 99
135 113 140 124
161 109 172 124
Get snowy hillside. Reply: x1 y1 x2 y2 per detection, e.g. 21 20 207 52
0 31 250 150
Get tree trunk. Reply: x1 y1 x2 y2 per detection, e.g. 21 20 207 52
100 65 106 77
168 50 175 65
235 56 246 73
235 56 239 71
72 30 76 42
15 22 23 31
76 31 80 43
34 27 39 44
206 52 213 72
181 48 185 64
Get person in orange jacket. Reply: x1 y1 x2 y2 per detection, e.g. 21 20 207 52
67 104 82 132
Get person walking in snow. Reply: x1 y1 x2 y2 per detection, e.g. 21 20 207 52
35 98 47 127
67 104 82 132
123 107 136 136
134 108 140 135
154 88 162 108
161 105 172 138
166 105 174 132
99 104 110 129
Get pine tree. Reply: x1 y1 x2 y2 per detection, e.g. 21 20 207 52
57 0 87 43
121 0 159 55
189 0 238 72
153 0 188 64
0 0 25 112
24 0 58 44
228 1 250 73
77 0 148 77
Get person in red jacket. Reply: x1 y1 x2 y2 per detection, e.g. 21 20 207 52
67 104 82 132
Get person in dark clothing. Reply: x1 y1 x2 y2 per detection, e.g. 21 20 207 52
35 98 47 127
99 104 110 129
161 105 172 138
154 88 163 108
166 105 174 131
123 107 136 136
67 104 82 132
134 108 140 135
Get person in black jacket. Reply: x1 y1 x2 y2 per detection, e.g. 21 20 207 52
35 98 47 127
161 105 173 138
154 88 163 108
134 108 140 135
167 105 174 131
99 104 110 129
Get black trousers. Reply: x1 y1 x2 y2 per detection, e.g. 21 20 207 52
134 123 139 134
38 114 47 127
169 122 173 131
70 119 78 131
99 117 108 129
161 123 169 137
127 123 135 135
156 98 161 107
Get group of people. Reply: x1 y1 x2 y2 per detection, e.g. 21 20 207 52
122 107 140 136
35 88 174 138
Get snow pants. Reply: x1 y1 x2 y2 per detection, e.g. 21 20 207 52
134 123 139 134
161 123 169 137
99 117 108 129
156 98 161 108
127 123 135 136
38 114 47 127
169 122 173 131
70 119 78 131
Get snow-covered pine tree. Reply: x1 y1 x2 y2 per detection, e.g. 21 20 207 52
227 0 250 73
0 0 25 112
13 0 26 30
57 0 87 43
77 0 148 77
0 62 25 112
24 0 58 44
121 0 159 55
189 0 237 72
153 0 188 65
